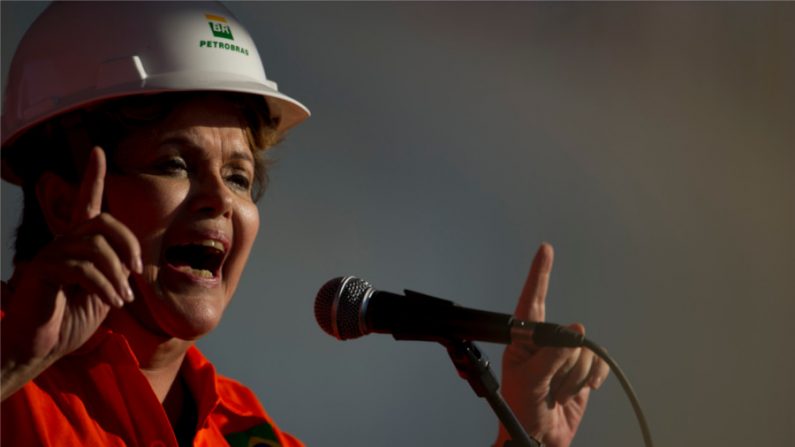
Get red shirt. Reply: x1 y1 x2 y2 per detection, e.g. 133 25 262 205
1 328 303 447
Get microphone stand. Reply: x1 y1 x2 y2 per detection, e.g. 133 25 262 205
442 339 541 447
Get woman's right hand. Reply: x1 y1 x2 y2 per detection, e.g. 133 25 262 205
1 147 142 400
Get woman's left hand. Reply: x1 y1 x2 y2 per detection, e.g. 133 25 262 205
495 243 610 447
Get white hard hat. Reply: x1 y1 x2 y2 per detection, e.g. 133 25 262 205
1 1 309 182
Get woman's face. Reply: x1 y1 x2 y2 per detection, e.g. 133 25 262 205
104 95 261 340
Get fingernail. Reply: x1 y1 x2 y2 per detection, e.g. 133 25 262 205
122 285 134 303
594 375 606 389
133 256 143 274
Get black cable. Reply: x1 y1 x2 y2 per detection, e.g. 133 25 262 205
528 323 654 446
582 337 654 447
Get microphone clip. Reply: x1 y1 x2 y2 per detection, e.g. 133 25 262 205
442 338 542 447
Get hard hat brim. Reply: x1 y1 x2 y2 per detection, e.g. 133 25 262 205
1 78 310 185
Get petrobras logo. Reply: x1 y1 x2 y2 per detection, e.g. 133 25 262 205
224 423 282 447
199 14 250 56
206 14 233 40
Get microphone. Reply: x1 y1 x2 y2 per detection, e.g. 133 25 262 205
315 276 584 347
315 277 656 447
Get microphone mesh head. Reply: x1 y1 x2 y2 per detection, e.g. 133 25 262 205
314 276 372 340
314 277 342 337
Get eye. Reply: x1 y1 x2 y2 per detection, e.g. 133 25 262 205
226 171 252 191
155 157 188 176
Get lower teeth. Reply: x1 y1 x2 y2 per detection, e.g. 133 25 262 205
176 265 214 278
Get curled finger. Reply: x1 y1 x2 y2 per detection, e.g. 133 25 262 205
72 212 142 275
588 351 610 390
40 258 125 308
66 232 135 304
552 346 596 403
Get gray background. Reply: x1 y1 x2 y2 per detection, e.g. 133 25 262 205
2 2 794 446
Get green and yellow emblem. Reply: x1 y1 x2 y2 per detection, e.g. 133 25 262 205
225 423 282 447
206 14 234 40
199 13 249 55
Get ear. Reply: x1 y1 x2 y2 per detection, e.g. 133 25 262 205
35 172 79 236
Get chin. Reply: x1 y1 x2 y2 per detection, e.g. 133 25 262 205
129 274 230 341
156 294 228 340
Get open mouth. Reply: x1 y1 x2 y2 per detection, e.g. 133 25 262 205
164 240 226 279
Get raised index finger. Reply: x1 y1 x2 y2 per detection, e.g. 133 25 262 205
514 243 554 322
71 146 106 223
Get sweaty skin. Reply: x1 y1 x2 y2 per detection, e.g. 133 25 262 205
1 96 261 406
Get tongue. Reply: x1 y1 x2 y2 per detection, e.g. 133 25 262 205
174 265 214 278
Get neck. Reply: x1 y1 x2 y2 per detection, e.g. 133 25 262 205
105 309 192 403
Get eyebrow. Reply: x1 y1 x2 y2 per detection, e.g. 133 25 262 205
228 150 254 164
158 135 254 163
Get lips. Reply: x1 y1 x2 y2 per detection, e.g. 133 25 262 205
164 236 229 281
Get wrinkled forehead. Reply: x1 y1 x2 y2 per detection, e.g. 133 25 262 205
115 94 257 157
160 95 252 131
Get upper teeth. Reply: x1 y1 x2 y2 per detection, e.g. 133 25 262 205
198 240 225 252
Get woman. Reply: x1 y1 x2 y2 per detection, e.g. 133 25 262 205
1 3 608 446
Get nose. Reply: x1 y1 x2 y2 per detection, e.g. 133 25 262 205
190 171 234 218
